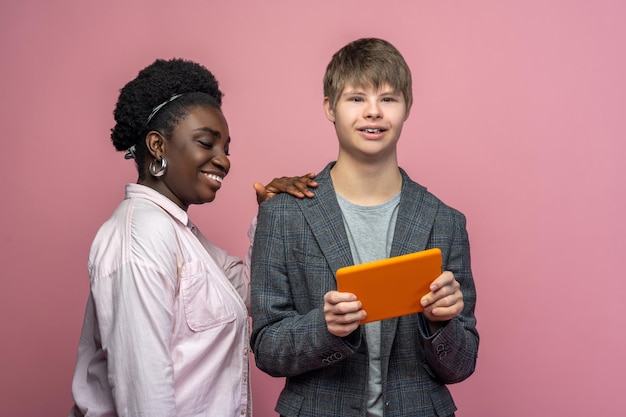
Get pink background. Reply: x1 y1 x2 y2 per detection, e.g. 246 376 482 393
1 1 624 416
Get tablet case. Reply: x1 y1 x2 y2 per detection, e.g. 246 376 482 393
335 248 442 323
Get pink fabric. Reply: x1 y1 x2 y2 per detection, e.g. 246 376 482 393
70 184 253 417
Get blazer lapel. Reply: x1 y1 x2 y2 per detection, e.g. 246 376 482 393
389 169 438 257
296 163 355 277
382 169 439 371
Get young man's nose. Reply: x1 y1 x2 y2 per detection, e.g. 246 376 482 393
364 100 382 118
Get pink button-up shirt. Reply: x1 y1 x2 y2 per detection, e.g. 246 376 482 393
70 184 253 417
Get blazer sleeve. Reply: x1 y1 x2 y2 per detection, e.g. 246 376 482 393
249 196 361 378
421 207 479 384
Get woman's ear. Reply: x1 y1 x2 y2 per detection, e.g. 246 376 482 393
323 97 336 123
145 131 165 159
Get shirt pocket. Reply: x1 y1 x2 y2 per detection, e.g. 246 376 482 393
180 261 237 332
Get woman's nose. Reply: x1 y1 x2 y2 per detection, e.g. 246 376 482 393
212 153 230 173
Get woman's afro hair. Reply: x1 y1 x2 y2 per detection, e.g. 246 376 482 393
110 58 223 153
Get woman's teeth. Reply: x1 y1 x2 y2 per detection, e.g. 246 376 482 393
206 174 223 183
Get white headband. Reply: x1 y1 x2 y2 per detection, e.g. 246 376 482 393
124 93 185 160
147 93 184 123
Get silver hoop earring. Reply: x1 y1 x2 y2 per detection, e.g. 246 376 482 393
149 157 167 177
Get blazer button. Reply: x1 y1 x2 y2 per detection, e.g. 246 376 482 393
436 343 448 359
321 351 343 364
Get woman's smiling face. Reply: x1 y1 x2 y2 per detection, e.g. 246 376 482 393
150 105 231 210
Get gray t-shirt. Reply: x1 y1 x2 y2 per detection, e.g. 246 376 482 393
336 192 401 417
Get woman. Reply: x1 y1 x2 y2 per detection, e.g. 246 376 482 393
68 58 315 417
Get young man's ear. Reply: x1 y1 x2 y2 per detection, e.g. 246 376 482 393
145 131 166 159
402 92 412 121
323 97 336 123
404 107 411 121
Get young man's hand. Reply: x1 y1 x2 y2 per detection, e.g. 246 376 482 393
420 271 464 331
323 291 366 337
254 172 317 204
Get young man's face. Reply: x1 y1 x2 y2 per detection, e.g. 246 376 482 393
324 83 409 161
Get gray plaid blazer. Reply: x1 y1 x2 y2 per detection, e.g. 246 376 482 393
251 162 478 417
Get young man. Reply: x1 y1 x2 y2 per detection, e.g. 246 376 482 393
250 38 478 417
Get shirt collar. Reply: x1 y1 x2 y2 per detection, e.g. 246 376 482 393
124 183 189 227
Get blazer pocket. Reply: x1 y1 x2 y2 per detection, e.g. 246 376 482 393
180 261 236 332
275 388 304 417
429 384 457 417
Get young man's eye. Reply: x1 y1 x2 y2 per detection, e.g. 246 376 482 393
350 96 364 102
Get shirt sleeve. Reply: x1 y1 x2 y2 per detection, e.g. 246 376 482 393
91 260 178 417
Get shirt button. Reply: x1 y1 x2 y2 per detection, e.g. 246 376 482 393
243 347 249 355
240 409 246 415
243 374 248 382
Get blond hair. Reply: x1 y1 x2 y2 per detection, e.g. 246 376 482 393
323 38 413 110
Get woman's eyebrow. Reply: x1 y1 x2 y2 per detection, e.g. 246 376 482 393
194 127 221 138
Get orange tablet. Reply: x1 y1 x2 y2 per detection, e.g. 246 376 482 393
335 248 442 323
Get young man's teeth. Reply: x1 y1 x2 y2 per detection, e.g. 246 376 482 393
365 128 381 133
206 174 223 183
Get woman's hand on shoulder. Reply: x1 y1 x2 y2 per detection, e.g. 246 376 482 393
254 172 317 204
